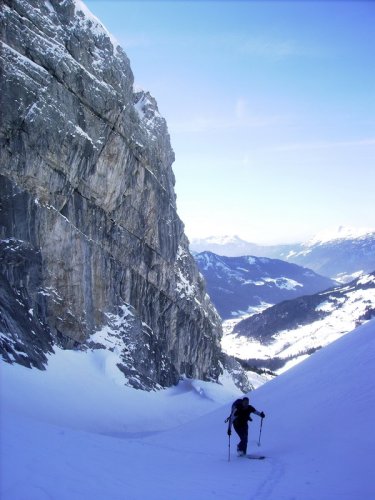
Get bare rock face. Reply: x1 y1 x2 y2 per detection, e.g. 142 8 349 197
0 0 225 389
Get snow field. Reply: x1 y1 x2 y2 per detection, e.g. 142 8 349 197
1 319 375 499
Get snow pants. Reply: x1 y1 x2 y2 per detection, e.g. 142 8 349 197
233 421 248 454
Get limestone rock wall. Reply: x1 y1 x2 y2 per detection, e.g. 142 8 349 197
0 0 224 389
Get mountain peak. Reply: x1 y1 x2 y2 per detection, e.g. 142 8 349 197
192 235 248 245
194 252 336 319
306 226 375 246
73 0 119 49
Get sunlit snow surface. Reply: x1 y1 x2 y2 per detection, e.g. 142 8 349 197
222 275 375 374
1 319 375 499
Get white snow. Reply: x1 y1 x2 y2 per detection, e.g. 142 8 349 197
357 274 375 286
227 301 273 320
175 267 196 299
263 276 302 290
133 91 163 142
196 253 304 294
195 234 244 246
315 299 336 312
174 245 198 300
306 225 375 246
73 0 119 49
222 274 375 372
134 92 161 121
335 270 365 284
44 0 54 14
1 319 374 499
2 42 49 75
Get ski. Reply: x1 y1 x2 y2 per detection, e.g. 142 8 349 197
246 454 266 460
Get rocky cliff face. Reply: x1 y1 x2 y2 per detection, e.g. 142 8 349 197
0 0 230 389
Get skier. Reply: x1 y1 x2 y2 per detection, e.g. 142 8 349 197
227 397 265 456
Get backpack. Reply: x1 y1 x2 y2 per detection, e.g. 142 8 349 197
225 398 243 428
231 398 243 417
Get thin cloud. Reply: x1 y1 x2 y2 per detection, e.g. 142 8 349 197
169 95 294 133
169 113 290 134
119 34 152 49
235 98 248 121
239 37 322 59
118 32 321 59
271 138 375 152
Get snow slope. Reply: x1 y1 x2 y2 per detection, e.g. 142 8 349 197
223 272 375 374
1 319 375 499
194 251 335 319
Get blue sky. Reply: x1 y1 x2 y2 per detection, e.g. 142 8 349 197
85 0 374 244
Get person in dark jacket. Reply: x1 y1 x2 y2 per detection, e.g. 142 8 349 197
227 397 265 456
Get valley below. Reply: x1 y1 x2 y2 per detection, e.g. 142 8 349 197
221 272 375 380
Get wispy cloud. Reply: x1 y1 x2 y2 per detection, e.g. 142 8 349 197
238 37 322 59
119 34 153 49
270 138 375 152
119 32 320 60
169 95 294 134
169 112 289 134
235 97 248 121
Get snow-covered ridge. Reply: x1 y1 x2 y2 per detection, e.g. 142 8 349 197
134 92 162 121
304 225 375 246
223 272 375 374
195 235 246 245
70 0 170 149
195 251 335 319
193 226 375 251
73 0 119 49
191 228 375 281
133 90 167 143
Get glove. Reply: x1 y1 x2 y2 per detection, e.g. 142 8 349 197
227 428 231 436
260 411 265 419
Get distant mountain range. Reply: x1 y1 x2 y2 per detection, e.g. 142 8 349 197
190 228 375 282
194 252 336 319
191 235 294 259
222 272 375 373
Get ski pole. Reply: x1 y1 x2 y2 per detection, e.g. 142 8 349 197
228 434 231 462
258 417 264 447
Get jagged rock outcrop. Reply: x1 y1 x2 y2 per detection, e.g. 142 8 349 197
0 0 227 389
